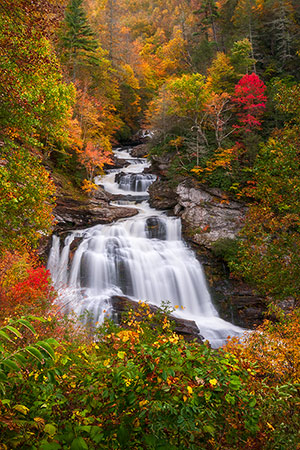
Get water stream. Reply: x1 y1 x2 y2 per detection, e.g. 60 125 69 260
48 148 244 347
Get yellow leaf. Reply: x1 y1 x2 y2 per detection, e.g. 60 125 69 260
117 351 126 360
13 404 29 415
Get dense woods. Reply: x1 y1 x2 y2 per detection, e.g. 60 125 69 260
0 0 299 448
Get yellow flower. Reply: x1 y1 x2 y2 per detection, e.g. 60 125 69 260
187 386 193 395
209 378 218 386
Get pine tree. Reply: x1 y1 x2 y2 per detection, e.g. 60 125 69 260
61 0 98 79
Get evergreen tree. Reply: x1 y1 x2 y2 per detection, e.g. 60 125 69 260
61 0 98 79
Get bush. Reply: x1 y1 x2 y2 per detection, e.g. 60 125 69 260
0 303 260 450
211 237 240 265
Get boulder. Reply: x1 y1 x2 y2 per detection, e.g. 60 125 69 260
111 295 204 343
148 180 177 210
175 179 246 249
130 144 148 158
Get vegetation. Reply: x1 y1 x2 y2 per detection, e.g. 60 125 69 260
0 0 299 448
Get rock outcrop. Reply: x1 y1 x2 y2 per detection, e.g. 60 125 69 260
175 179 246 249
150 153 174 175
111 295 204 343
130 144 148 158
53 195 138 233
148 180 177 210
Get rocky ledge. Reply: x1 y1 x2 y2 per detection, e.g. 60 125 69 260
111 295 204 343
54 187 138 233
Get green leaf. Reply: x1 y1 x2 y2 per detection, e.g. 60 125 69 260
225 394 236 405
38 441 61 450
0 370 7 381
2 359 20 371
90 426 103 444
203 424 215 435
79 425 91 433
5 325 22 338
70 437 88 450
0 330 13 342
44 424 57 437
36 342 55 359
45 338 59 347
25 347 44 362
18 319 36 334
144 434 158 447
13 354 27 366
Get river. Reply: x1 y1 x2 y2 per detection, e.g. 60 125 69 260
47 147 244 347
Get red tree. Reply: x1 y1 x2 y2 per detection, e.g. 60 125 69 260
232 73 267 133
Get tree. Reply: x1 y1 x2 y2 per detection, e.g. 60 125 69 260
0 142 56 250
148 74 211 165
207 52 236 93
0 2 75 150
193 0 220 47
77 140 112 187
230 38 256 75
232 72 267 133
204 92 234 148
230 81 300 301
61 0 98 79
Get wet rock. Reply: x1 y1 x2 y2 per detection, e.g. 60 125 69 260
111 157 129 169
111 296 204 343
145 217 167 240
90 185 113 202
187 244 267 329
175 179 246 249
148 180 177 210
53 196 138 233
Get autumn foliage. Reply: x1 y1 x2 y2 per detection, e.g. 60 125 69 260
232 73 267 133
0 251 55 316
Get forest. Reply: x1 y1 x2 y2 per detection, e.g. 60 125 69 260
0 0 299 448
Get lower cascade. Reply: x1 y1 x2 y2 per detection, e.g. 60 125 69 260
48 148 244 347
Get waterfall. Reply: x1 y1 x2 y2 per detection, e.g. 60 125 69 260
116 173 156 192
48 148 244 347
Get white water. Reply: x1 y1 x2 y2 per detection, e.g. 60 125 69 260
48 148 244 347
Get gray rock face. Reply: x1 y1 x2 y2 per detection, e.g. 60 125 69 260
175 179 246 248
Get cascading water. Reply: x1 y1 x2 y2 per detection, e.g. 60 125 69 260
116 173 157 192
48 148 244 347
